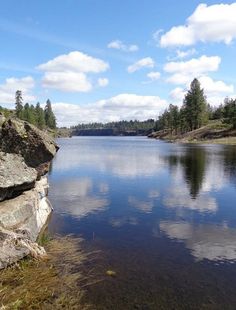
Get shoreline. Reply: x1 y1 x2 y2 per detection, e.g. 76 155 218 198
152 136 236 145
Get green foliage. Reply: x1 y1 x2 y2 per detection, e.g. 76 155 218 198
72 119 155 133
13 92 57 130
0 106 13 118
183 78 208 130
44 99 56 129
155 78 210 134
223 98 236 129
35 102 46 129
15 90 23 118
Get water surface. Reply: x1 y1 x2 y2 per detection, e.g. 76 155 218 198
48 137 236 309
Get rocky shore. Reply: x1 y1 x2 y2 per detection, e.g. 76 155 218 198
0 114 58 269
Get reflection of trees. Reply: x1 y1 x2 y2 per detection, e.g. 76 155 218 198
223 146 236 184
181 147 206 198
167 147 207 199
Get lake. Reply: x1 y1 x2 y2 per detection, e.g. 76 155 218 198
48 136 236 310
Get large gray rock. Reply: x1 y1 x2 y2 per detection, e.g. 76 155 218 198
0 118 59 174
0 117 58 268
0 152 38 201
0 176 52 269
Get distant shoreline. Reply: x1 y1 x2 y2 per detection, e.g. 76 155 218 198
148 122 236 145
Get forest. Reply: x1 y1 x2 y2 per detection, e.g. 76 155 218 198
155 78 236 135
0 90 57 130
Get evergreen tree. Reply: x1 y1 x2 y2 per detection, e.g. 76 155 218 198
15 90 23 118
212 104 224 120
22 103 30 121
168 104 179 134
223 98 236 128
29 104 37 125
22 103 36 124
35 102 46 129
44 99 56 129
183 78 208 130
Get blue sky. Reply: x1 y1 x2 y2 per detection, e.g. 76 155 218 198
0 0 236 126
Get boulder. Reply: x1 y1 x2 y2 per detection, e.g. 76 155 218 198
0 118 59 174
0 152 38 201
0 176 52 269
0 117 58 268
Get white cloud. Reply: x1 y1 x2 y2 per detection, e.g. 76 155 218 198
97 77 109 87
37 51 109 73
37 51 109 92
107 40 139 52
166 55 234 105
169 87 186 103
160 3 236 47
175 48 196 59
52 93 167 127
170 76 234 106
0 76 35 105
199 76 234 95
127 57 155 73
42 72 92 92
164 55 221 84
147 71 161 81
152 29 163 41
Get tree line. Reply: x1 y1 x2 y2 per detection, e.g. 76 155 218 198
72 119 155 132
15 90 56 129
155 78 236 134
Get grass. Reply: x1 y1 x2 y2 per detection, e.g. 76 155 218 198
196 136 236 145
150 121 236 145
0 236 95 310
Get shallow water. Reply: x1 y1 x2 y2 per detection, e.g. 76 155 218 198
48 137 236 309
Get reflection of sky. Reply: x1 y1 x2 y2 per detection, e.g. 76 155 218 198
160 221 236 262
52 137 166 178
163 185 218 213
50 177 109 219
202 153 228 192
49 138 236 264
162 164 218 213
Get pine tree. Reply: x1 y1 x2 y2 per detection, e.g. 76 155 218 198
44 99 56 129
183 78 208 130
35 102 46 129
29 104 37 125
15 90 23 118
223 98 236 128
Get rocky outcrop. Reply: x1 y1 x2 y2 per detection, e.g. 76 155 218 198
0 117 58 269
0 118 58 175
0 177 51 269
0 152 37 201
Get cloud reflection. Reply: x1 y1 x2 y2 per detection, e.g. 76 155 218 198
128 196 154 213
50 178 109 219
163 186 218 213
109 216 138 227
53 138 165 178
160 221 236 262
